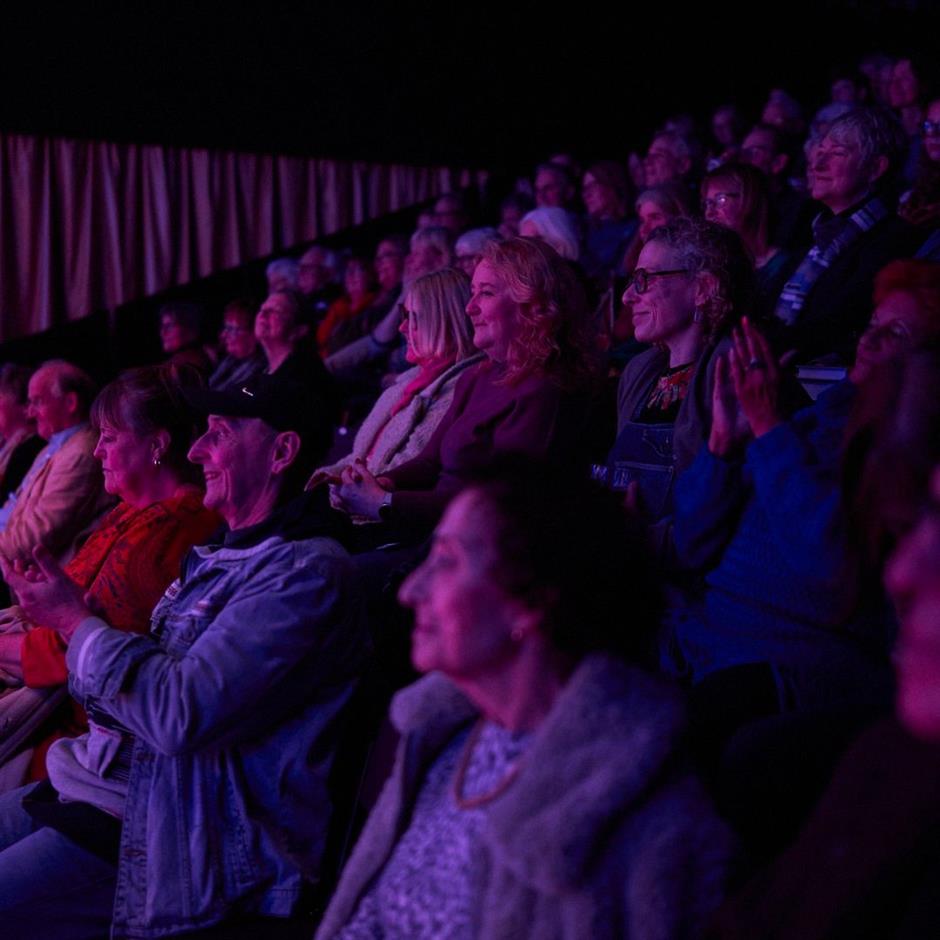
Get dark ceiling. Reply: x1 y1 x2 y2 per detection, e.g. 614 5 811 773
0 1 936 173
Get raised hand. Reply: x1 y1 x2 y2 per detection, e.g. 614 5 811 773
708 352 751 458
728 317 783 438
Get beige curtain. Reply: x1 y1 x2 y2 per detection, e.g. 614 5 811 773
0 133 478 340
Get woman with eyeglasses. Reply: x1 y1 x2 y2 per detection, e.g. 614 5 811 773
899 97 940 260
601 217 753 549
701 163 797 319
207 298 266 391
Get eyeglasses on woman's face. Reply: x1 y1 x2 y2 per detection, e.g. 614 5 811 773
624 267 689 295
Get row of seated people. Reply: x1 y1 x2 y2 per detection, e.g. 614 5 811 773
0 48 938 937
0 220 937 937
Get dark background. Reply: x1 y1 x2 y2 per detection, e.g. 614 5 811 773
0 0 936 373
0 1 936 172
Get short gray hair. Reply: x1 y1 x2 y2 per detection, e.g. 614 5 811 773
825 106 908 181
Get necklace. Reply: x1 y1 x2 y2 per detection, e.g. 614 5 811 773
451 719 526 810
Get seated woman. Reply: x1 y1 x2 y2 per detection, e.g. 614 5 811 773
316 460 735 940
158 302 213 375
207 298 266 391
316 256 379 357
254 288 337 416
672 260 940 715
710 357 940 940
312 269 482 483
0 365 43 504
701 162 797 319
0 364 219 789
328 237 601 544
603 217 753 543
622 183 693 276
580 160 637 290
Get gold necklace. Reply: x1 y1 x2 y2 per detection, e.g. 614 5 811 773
451 719 525 810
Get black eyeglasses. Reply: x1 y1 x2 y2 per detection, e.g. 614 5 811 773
625 268 689 294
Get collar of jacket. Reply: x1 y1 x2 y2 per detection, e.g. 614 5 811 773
391 654 688 892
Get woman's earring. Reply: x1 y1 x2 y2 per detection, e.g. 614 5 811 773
152 451 162 467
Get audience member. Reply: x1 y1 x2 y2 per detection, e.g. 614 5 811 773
265 256 300 293
313 269 480 484
0 374 365 937
207 298 266 391
317 256 379 357
329 237 601 542
433 192 470 237
702 163 796 317
454 227 501 278
298 244 343 323
497 192 534 239
605 218 752 542
518 207 580 260
580 160 637 287
158 302 212 375
533 162 576 210
0 365 219 790
645 130 695 188
0 361 114 566
316 459 734 940
773 107 921 363
0 366 42 504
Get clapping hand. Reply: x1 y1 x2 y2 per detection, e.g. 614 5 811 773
727 317 783 439
0 545 92 641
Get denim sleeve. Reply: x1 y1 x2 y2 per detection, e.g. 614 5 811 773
66 547 354 757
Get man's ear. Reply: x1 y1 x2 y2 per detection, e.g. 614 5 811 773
63 391 80 417
271 430 302 475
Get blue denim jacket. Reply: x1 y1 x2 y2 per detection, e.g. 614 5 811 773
64 530 363 938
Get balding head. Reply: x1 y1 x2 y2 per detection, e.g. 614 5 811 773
27 360 96 440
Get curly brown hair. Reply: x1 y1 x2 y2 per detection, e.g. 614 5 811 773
478 237 602 388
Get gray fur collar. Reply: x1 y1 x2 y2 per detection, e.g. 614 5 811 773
390 655 687 891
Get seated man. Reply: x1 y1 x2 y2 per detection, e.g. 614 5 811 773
0 360 114 567
0 376 366 937
773 107 922 363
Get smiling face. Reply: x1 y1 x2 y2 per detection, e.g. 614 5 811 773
254 293 301 350
623 240 699 355
187 415 277 527
850 290 933 385
811 129 879 214
93 422 160 505
887 469 940 740
466 259 524 364
399 489 524 679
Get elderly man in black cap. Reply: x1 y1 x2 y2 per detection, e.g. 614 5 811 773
0 375 365 938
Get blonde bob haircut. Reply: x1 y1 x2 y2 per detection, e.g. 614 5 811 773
402 268 475 362
479 237 601 388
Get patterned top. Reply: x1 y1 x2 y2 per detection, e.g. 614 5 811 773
339 720 532 939
638 362 696 424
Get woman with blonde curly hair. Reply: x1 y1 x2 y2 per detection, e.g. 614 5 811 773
601 217 753 534
329 237 601 542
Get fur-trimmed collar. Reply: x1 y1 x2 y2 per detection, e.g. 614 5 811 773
390 655 687 891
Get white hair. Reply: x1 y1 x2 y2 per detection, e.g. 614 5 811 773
519 208 580 260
